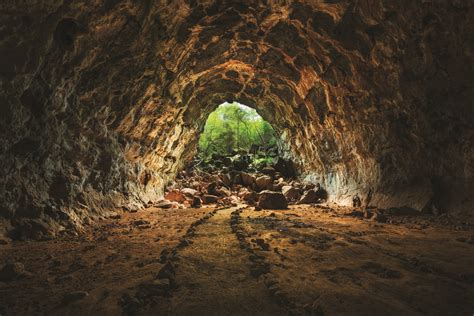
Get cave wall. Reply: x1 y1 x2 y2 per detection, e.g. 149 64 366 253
0 0 472 238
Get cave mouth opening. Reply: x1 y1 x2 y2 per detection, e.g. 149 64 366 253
168 100 315 210
195 101 279 172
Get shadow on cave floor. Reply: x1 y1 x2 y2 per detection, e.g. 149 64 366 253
0 202 473 315
1 103 473 315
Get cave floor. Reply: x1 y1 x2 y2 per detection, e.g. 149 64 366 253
0 204 473 316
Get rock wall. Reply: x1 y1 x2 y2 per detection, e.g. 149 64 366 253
0 0 472 237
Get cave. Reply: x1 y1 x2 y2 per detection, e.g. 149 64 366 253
0 1 473 315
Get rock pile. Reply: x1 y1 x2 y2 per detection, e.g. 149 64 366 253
158 155 327 210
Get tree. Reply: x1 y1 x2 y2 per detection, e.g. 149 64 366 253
198 102 277 159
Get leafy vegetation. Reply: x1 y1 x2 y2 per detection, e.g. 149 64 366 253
198 102 277 159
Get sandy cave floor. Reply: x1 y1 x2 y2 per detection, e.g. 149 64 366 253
0 204 473 316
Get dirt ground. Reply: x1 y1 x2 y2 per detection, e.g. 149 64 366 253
0 204 473 316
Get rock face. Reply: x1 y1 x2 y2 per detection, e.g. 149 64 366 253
0 1 472 236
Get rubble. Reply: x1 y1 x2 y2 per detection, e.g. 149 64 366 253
158 153 327 210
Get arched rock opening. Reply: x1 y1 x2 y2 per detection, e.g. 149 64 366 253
0 1 472 238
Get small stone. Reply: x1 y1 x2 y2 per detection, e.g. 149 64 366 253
155 200 174 209
0 262 31 281
201 194 219 204
191 196 202 208
62 291 89 304
181 188 198 197
255 238 270 251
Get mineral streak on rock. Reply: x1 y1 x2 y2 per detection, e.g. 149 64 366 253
0 1 472 236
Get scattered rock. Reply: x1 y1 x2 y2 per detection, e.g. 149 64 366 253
181 188 198 197
216 187 231 196
371 212 387 223
191 196 201 208
255 238 270 251
207 182 219 195
133 220 150 226
298 189 320 204
256 175 273 191
221 173 232 186
165 190 186 203
241 172 256 187
155 200 174 209
257 191 288 210
282 185 301 201
261 166 276 176
0 262 31 281
201 194 220 204
61 291 89 304
243 191 257 204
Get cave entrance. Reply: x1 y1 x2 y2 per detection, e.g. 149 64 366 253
170 101 308 209
196 102 278 172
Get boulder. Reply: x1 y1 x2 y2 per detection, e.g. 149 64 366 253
261 166 276 177
190 181 201 189
221 173 232 186
231 172 243 185
257 191 288 210
216 187 231 196
181 188 198 197
191 196 202 208
242 191 257 204
164 190 186 203
207 182 218 195
256 175 273 190
282 185 301 201
297 189 319 204
201 194 219 204
241 172 256 187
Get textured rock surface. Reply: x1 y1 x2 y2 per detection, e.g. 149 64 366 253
0 1 473 236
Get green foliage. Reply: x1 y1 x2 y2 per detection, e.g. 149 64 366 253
251 156 276 169
198 102 277 159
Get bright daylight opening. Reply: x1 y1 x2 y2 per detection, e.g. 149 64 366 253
197 102 277 170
